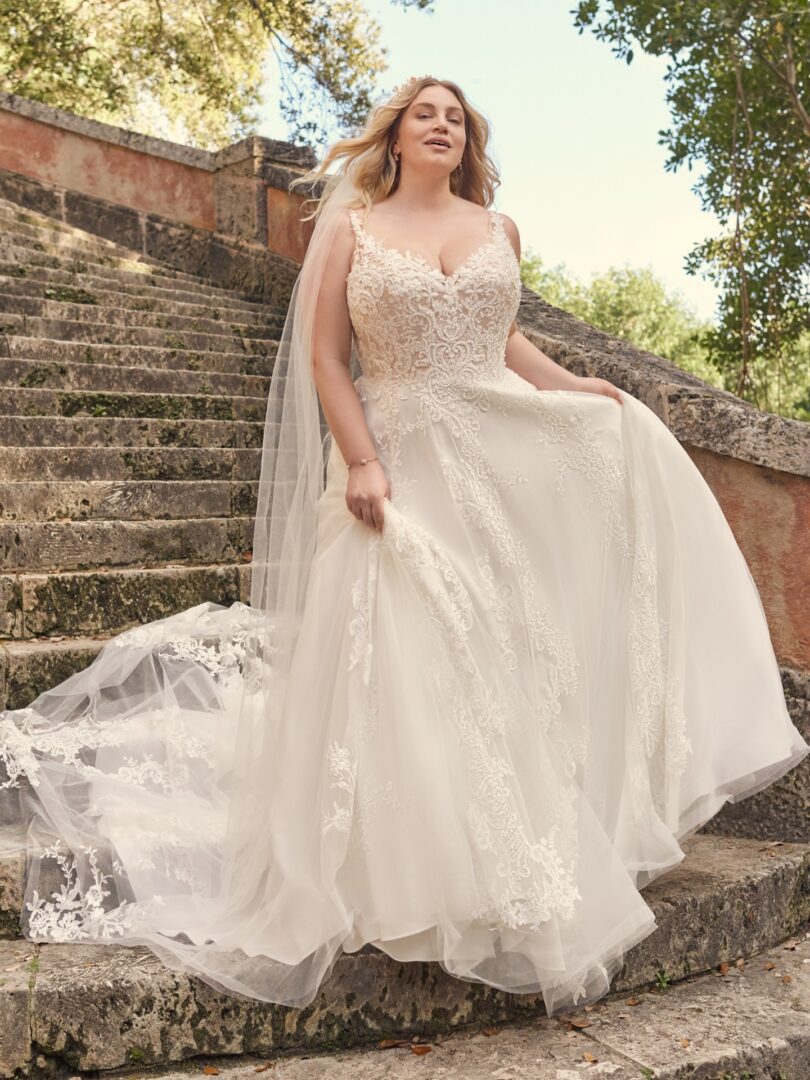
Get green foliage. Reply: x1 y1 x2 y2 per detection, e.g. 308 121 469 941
572 0 809 419
520 247 724 391
0 0 433 150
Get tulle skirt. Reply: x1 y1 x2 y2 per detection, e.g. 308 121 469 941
1 378 807 1017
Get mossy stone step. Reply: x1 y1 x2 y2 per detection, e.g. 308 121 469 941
4 337 278 377
0 357 271 397
0 218 236 288
3 387 267 422
0 516 254 572
0 279 283 327
0 416 265 449
0 480 257 522
0 636 108 710
2 562 250 638
0 294 281 338
0 836 806 1074
18 315 282 350
0 263 284 318
0 243 276 300
0 446 262 481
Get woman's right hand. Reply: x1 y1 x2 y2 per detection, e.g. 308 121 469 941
346 460 390 532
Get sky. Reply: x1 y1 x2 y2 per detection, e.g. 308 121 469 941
257 0 723 321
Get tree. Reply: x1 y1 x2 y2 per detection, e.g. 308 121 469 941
572 0 809 418
0 0 433 150
521 247 725 390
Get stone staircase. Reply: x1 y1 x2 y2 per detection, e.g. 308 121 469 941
1 195 809 1078
0 194 282 710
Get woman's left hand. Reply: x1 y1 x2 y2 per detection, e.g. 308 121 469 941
574 376 624 406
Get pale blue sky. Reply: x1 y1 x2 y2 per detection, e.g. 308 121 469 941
258 0 722 320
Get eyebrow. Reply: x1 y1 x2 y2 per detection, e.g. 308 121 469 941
412 100 464 115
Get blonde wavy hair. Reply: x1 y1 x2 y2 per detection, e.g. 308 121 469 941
289 77 501 221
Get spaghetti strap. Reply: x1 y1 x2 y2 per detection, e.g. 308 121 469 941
347 206 371 245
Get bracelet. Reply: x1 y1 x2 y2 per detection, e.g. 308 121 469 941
348 455 378 468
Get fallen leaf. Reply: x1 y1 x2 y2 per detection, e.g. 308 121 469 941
736 958 746 969
481 1027 500 1036
626 997 643 1006
378 1039 410 1050
782 974 793 983
718 962 730 975
253 1064 272 1073
764 961 776 970
582 1051 598 1062
202 1068 219 1075
680 1037 691 1048
568 1017 592 1029
410 1045 432 1056
783 939 800 950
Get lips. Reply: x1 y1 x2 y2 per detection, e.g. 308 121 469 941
425 138 450 148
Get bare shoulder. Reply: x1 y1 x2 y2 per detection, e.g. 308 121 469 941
496 212 521 258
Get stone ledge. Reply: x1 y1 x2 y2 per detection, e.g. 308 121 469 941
0 835 806 1074
517 291 809 479
93 926 810 1080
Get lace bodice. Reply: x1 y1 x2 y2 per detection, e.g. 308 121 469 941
345 206 521 385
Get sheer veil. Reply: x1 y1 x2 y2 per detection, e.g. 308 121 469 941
0 154 375 1006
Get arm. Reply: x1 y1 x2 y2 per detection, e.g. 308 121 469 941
499 215 623 405
311 208 389 532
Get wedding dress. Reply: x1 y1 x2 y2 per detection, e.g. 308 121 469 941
1 202 807 1019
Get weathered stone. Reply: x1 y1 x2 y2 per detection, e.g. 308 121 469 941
0 447 261 481
0 636 105 710
18 564 242 637
0 416 263 449
21 313 280 350
0 357 270 397
4 335 277 376
0 839 806 1075
0 291 278 336
0 517 253 572
0 479 235 521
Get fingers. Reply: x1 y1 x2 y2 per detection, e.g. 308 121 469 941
347 496 387 532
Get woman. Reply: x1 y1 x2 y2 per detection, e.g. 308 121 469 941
0 75 807 1019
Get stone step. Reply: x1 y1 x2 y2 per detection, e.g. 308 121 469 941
4 336 277 377
0 214 239 289
0 262 285 318
0 480 257 521
0 282 282 328
0 276 287 326
3 312 283 350
3 386 267 422
0 357 271 397
0 446 261 481
95 929 810 1080
0 209 166 261
2 561 250 638
0 836 806 1075
0 242 275 301
0 416 264 449
0 293 284 338
0 516 254 572
0 636 108 711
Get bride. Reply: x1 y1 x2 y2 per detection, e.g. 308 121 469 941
1 75 807 1019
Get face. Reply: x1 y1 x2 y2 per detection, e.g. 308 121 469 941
393 85 467 174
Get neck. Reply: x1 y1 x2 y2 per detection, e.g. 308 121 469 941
387 169 457 212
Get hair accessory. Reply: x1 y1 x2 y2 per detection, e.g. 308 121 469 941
390 74 439 99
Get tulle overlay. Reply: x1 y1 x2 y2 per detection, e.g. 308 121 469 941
1 206 807 1018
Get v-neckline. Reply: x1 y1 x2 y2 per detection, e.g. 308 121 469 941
352 207 499 284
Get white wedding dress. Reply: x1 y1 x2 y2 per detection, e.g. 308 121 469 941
1 206 807 1017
